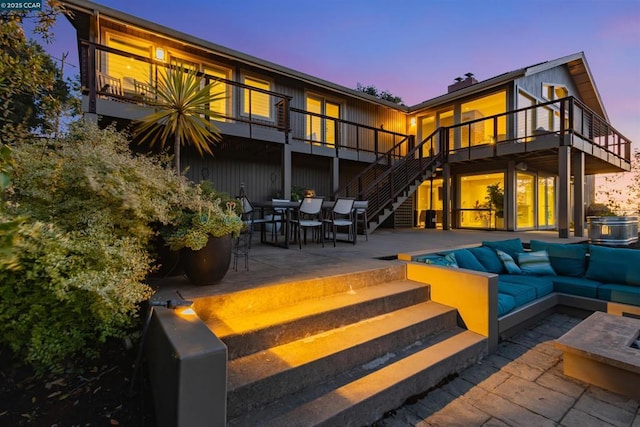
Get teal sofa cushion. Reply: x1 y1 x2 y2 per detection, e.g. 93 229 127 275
551 276 602 298
483 238 525 260
415 254 443 263
497 281 537 306
498 293 516 317
450 249 487 272
530 240 588 277
597 284 640 306
499 274 554 298
469 246 504 274
496 249 522 274
517 250 556 276
586 245 640 286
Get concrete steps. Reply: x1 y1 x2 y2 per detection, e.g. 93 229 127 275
203 266 487 426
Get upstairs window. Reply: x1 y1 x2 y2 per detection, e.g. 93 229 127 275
306 94 341 147
542 83 568 101
242 75 272 120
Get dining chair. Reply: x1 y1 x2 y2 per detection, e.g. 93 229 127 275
269 198 290 244
354 200 369 241
291 197 324 249
233 196 271 270
324 198 356 246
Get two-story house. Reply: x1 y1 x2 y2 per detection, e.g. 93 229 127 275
62 0 632 239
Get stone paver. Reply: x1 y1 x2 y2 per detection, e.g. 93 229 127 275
376 312 640 427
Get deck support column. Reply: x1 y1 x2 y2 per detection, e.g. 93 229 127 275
572 151 585 237
442 163 451 230
331 157 340 194
558 146 571 238
283 144 292 200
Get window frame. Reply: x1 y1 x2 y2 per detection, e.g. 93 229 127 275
304 92 344 147
240 73 274 122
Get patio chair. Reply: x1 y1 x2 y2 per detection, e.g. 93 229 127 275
324 198 356 247
355 200 369 241
96 71 124 97
233 196 272 270
291 197 324 249
269 199 290 244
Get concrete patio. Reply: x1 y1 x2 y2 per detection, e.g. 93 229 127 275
150 228 640 426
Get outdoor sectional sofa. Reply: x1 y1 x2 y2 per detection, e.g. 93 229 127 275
399 238 640 352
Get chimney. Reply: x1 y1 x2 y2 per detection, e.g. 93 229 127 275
447 72 478 93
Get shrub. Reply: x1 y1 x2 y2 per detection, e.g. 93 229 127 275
0 122 210 374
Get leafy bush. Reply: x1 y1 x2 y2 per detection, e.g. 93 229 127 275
0 122 219 374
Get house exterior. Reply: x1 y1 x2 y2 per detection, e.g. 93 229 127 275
62 0 632 239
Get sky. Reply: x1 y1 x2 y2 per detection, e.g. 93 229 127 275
40 0 640 152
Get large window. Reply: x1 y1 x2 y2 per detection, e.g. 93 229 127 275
517 173 535 228
306 94 341 147
419 115 437 156
103 33 152 94
460 91 507 147
204 66 231 120
459 173 504 229
242 75 272 120
416 178 443 227
542 83 568 101
538 176 555 228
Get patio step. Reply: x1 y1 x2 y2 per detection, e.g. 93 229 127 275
203 267 488 426
206 279 430 359
228 328 485 426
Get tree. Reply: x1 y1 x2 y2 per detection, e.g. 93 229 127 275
0 2 75 141
356 83 405 105
134 65 225 173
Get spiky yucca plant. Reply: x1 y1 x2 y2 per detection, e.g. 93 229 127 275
135 64 225 173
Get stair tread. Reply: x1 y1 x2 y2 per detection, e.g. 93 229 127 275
230 329 486 427
227 300 455 390
208 279 427 339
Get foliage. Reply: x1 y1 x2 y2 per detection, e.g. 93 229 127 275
163 182 244 251
597 150 640 215
485 183 504 218
586 203 617 217
134 64 225 173
0 122 240 374
0 5 77 141
356 83 405 105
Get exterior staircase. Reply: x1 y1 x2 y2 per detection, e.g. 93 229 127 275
199 264 487 426
334 130 445 235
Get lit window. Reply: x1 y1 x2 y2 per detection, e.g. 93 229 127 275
305 94 341 147
542 83 568 100
242 75 272 120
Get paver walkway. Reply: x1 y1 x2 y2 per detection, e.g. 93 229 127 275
376 312 640 427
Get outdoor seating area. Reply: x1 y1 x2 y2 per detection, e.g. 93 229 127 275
232 197 367 263
400 237 640 350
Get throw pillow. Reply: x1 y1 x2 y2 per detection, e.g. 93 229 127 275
530 240 588 277
496 249 522 274
451 249 487 272
423 253 459 268
482 238 525 260
469 246 504 274
517 250 556 276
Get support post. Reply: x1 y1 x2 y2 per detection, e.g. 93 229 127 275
572 151 585 237
442 163 451 230
558 146 572 238
283 144 292 200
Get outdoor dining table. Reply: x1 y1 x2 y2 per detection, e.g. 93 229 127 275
253 200 302 249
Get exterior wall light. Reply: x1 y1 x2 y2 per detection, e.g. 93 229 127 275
410 117 417 126
155 47 165 61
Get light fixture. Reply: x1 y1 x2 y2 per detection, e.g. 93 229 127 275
129 292 193 396
516 161 527 171
410 117 417 126
154 47 165 61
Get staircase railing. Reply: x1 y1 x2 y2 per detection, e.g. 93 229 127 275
335 129 444 225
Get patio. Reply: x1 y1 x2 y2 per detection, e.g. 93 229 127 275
148 228 640 426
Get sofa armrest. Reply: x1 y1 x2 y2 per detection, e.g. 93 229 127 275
406 262 499 352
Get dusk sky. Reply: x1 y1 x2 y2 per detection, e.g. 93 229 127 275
42 0 640 150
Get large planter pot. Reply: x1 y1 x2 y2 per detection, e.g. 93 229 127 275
181 234 233 285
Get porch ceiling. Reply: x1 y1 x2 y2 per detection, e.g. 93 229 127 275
451 148 629 176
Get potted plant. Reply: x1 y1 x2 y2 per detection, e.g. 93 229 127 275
485 183 504 229
164 183 244 285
